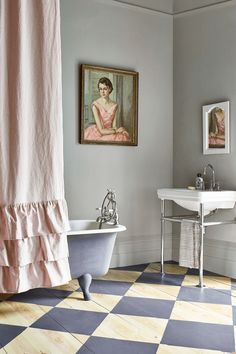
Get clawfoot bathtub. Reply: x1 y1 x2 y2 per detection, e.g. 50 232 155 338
67 220 126 300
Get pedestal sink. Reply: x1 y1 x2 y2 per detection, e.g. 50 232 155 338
157 188 236 214
157 188 236 288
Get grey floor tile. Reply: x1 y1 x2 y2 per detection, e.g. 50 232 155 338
186 268 220 276
9 288 72 306
77 337 158 354
162 319 235 352
41 308 108 335
88 279 132 296
0 324 26 348
30 312 68 332
233 306 236 325
136 272 184 286
111 296 175 319
178 286 231 304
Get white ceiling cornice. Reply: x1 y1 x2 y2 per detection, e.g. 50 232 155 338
111 0 233 15
112 0 173 15
174 0 232 14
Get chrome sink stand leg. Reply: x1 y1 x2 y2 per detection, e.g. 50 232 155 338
197 202 205 288
161 199 165 275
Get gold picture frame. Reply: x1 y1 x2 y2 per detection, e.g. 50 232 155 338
80 64 138 146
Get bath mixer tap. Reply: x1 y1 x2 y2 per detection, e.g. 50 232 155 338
203 163 216 190
96 189 119 228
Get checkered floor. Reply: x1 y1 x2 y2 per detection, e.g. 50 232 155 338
0 262 236 353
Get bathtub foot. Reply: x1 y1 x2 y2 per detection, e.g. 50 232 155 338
78 274 92 301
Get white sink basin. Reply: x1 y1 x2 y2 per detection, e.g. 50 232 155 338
157 188 236 214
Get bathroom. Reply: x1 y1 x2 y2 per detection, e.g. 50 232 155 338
1 0 236 353
63 0 236 278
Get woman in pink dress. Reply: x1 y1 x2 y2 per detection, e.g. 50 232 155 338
84 77 130 142
208 107 225 148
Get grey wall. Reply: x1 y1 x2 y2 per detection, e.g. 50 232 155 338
173 2 236 277
61 0 173 266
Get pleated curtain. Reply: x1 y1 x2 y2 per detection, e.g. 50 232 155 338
0 0 71 292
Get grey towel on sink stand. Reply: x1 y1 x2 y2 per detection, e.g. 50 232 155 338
179 221 200 269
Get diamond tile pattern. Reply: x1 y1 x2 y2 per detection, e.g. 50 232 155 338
0 262 235 353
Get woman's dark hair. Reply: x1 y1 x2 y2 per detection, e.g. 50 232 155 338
98 77 113 93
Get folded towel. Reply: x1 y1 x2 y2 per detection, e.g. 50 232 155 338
179 221 200 269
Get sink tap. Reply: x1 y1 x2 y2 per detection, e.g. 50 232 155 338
203 164 216 191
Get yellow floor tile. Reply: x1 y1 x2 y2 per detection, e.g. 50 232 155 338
90 292 122 312
126 282 180 300
97 269 141 282
52 279 79 292
182 275 231 289
231 290 236 306
145 263 188 275
71 334 89 345
157 344 228 353
170 301 233 325
93 313 168 344
0 349 7 354
56 291 121 312
0 301 51 326
4 327 82 354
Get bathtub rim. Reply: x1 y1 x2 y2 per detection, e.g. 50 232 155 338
68 219 126 235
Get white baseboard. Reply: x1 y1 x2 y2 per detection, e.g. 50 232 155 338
173 234 236 279
111 233 236 278
110 233 172 268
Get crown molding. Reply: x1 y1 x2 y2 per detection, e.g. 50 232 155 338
98 0 235 17
174 0 235 17
97 0 173 16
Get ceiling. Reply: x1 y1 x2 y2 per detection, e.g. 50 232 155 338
113 0 232 14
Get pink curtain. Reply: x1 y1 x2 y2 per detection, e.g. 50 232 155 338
0 0 71 292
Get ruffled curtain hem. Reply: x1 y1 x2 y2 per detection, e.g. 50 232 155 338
0 199 70 240
0 258 71 293
0 233 69 267
0 199 72 293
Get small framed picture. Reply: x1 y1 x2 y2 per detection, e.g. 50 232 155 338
80 64 138 146
202 101 230 155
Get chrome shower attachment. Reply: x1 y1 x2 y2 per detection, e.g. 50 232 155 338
96 189 119 229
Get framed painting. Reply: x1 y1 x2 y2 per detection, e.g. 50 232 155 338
202 101 230 155
80 64 138 146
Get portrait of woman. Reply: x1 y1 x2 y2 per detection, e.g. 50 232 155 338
80 64 138 146
203 101 229 155
208 107 225 148
84 77 130 142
